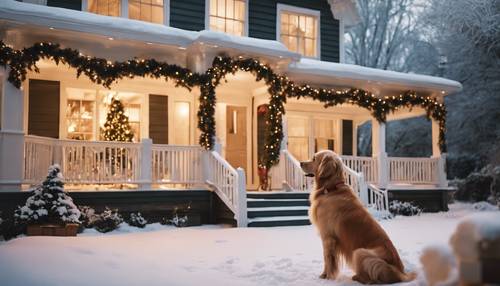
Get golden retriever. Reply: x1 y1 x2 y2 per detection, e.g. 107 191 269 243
300 150 415 284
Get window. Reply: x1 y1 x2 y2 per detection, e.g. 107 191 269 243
66 89 96 140
209 0 246 36
129 0 164 24
314 118 337 152
278 5 319 58
173 102 190 145
88 0 121 17
287 116 309 161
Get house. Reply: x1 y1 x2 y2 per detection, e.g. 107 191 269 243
0 0 461 226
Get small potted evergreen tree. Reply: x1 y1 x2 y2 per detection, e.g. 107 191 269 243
15 165 81 236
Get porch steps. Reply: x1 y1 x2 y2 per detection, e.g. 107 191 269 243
246 192 311 227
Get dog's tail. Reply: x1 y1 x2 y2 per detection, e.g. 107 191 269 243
353 248 417 284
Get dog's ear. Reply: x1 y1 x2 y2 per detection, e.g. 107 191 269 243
317 154 335 180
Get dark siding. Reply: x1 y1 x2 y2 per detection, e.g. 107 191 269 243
342 119 353 155
47 0 82 10
149 94 169 144
249 0 340 62
28 79 60 138
170 0 206 31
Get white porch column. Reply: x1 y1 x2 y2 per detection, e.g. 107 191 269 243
372 120 388 188
432 119 447 187
0 68 25 192
139 138 152 190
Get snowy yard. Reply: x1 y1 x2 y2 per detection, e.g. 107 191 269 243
0 203 497 286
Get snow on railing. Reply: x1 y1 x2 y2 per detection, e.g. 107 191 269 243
341 155 378 183
389 157 439 184
367 183 389 212
282 150 312 192
204 151 247 227
152 144 204 185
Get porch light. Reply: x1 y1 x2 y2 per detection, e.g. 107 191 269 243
108 37 114 41
49 27 55 30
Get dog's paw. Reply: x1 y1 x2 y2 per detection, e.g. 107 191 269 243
319 272 327 279
352 274 370 284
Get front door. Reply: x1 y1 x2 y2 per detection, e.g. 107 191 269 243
226 106 247 173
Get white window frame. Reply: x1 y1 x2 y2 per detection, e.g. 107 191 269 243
82 0 170 26
205 0 249 36
276 3 321 59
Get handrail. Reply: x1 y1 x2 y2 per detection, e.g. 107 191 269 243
367 183 390 213
282 150 312 192
204 151 247 227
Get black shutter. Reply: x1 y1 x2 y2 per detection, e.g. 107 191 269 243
149 94 169 144
28 79 60 138
47 0 82 10
342 120 353 155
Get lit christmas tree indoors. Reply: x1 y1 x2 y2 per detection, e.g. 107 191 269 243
101 97 134 142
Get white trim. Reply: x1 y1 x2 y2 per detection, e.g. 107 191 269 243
205 0 249 36
81 0 88 12
164 0 170 26
339 16 345 63
276 3 321 59
121 0 128 19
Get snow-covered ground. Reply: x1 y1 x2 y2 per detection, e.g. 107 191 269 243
0 203 497 286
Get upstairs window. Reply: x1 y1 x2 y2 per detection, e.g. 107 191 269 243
278 5 320 58
209 0 246 36
129 0 165 24
88 0 121 17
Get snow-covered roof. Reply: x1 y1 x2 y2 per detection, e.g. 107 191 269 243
288 58 463 96
0 0 298 60
0 0 461 96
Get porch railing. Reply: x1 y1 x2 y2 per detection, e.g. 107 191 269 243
152 144 204 185
282 150 312 192
23 135 247 226
340 155 378 183
388 157 439 184
204 151 247 227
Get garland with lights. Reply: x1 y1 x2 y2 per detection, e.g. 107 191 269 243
207 56 447 170
0 41 447 173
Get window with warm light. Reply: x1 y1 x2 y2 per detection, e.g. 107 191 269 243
129 0 165 24
279 8 319 58
287 116 309 161
209 0 246 36
314 118 337 152
174 102 190 145
88 0 121 17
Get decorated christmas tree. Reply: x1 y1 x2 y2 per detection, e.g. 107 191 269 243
101 97 134 142
15 165 81 225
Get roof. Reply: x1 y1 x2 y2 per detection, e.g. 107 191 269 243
0 0 461 97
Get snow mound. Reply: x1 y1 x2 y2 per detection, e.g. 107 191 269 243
420 244 458 286
449 212 500 261
471 201 499 211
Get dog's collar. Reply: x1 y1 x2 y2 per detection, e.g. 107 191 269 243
322 181 346 194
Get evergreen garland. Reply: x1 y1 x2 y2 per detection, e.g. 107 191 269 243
102 97 134 142
0 41 448 170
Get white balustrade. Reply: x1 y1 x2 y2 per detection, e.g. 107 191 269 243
388 157 439 184
341 155 378 183
367 183 389 212
24 135 57 184
152 144 204 185
282 150 312 192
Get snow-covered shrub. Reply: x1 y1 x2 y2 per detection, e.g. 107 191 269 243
454 165 500 204
367 206 393 220
170 214 188 227
127 212 148 228
15 165 80 225
92 207 123 233
471 201 499 212
487 166 500 206
79 206 97 228
389 200 422 216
